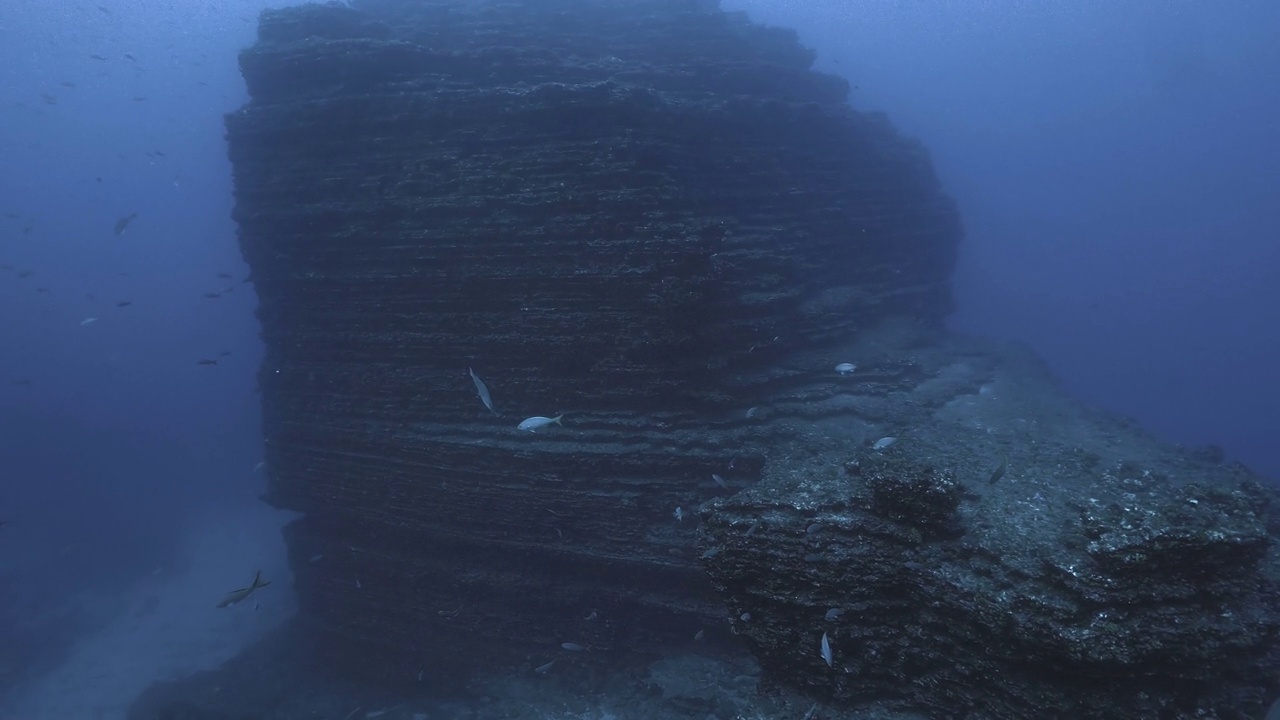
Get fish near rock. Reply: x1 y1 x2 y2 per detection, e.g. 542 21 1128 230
872 436 897 450
217 570 270 608
518 415 563 432
469 367 497 415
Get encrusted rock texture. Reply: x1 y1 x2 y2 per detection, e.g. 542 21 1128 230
220 0 1280 718
697 322 1280 718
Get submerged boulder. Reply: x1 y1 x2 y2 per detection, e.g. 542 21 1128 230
697 325 1280 718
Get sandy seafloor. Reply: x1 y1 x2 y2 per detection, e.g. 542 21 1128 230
2 504 296 720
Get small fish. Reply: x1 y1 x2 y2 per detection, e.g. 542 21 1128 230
115 300 132 307
518 415 563 432
711 473 727 489
745 520 760 537
560 642 586 652
825 608 845 621
217 272 232 279
872 436 897 450
673 506 684 522
17 270 33 278
252 460 266 471
89 54 107 61
469 367 497 415
196 358 218 366
113 212 137 236
739 612 751 621
80 317 98 326
834 362 857 376
534 660 556 674
694 629 705 641
40 93 58 105
988 455 1008 484
216 570 270 608
820 631 833 667
584 610 598 621
309 554 323 563
60 81 76 88
806 523 822 534
701 547 721 559
745 406 759 419
202 291 222 299
218 350 232 356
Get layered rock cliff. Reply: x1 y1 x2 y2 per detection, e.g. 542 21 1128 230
212 1 1280 718
226 0 957 688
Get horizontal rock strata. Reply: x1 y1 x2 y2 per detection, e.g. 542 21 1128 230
697 323 1280 718
226 0 960 686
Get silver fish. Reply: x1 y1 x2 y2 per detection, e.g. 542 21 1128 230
560 642 586 651
673 506 684 522
518 414 563 432
80 317 98 326
834 362 857 376
469 367 497 415
872 436 897 450
820 631 833 667
825 608 845 621
535 660 556 674
216 570 270 608
712 473 727 489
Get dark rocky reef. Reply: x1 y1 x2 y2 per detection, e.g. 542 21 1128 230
697 324 1280 718
201 0 1280 718
225 0 956 691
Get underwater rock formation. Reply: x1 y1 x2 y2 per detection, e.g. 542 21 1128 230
213 1 1280 718
226 0 957 688
697 325 1280 718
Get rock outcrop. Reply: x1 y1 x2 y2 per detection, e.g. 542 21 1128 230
213 1 1280 718
226 0 957 688
697 324 1280 718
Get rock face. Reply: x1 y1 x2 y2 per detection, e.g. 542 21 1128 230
223 1 1280 718
226 0 957 688
697 324 1280 719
